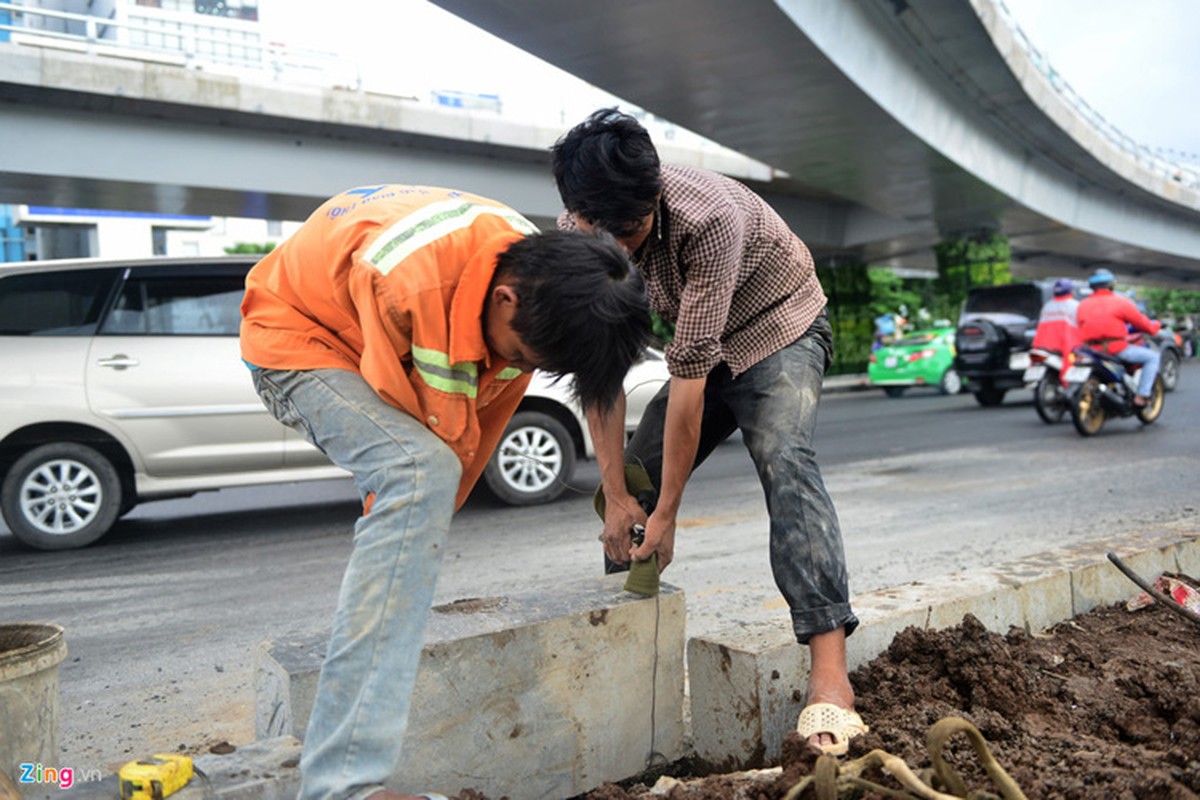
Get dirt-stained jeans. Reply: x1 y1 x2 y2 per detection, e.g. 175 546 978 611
626 315 858 643
252 367 461 800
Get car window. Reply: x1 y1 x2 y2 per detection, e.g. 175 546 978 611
101 271 247 336
894 332 939 347
962 286 1043 320
0 268 121 335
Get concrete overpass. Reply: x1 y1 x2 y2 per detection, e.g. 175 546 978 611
429 0 1200 285
2 0 1199 284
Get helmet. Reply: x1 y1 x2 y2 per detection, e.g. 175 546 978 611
1052 278 1074 297
1088 268 1115 288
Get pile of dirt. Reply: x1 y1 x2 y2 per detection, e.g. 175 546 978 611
570 600 1200 800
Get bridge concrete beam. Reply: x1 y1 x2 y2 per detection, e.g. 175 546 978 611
0 101 564 223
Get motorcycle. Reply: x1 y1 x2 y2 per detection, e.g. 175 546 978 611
1024 348 1071 424
1064 338 1165 436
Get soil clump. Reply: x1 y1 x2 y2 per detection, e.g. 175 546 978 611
486 599 1200 799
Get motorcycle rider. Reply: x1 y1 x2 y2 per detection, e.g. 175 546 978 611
1032 278 1080 366
1076 268 1162 407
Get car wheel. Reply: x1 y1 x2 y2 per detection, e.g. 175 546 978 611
884 386 906 398
1158 349 1180 392
1 443 123 550
973 385 1007 407
939 369 962 396
483 411 576 506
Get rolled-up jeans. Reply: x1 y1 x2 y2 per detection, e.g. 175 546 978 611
1117 343 1160 397
252 367 461 800
625 315 858 643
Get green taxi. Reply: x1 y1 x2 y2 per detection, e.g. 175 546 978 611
868 327 961 397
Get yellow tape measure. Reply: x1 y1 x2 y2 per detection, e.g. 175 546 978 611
118 754 194 800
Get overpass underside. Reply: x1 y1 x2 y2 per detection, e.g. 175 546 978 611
430 0 1200 285
2 1 1199 285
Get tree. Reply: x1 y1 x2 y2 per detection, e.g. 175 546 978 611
224 242 275 254
934 232 1012 313
867 268 922 320
1138 286 1200 320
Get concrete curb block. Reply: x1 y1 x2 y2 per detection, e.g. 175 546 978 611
821 374 871 394
61 530 1197 799
256 576 686 800
687 529 1200 769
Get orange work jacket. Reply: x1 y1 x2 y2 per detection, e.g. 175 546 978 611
240 184 538 507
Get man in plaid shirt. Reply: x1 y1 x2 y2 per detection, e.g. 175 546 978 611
553 108 866 755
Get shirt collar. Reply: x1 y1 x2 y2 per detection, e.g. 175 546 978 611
448 229 524 367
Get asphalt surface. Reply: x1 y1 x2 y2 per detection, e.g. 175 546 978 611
1 364 1198 774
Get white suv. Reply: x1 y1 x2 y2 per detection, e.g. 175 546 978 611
0 256 668 550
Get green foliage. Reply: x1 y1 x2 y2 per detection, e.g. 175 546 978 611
830 310 873 375
817 261 871 307
819 256 985 373
817 260 874 374
934 232 1012 312
650 311 675 348
867 268 922 319
224 242 276 254
911 278 961 325
1137 286 1200 319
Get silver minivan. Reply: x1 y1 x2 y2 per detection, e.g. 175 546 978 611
0 256 667 550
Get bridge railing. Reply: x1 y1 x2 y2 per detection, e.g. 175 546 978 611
994 0 1199 190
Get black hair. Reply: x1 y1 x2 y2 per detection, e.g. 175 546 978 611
494 229 651 412
551 108 663 238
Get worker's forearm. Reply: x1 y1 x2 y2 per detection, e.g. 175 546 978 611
586 394 629 496
656 378 705 516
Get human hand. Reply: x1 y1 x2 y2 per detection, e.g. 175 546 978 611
630 510 676 571
599 491 647 564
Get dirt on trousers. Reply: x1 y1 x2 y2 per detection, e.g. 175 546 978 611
451 598 1200 800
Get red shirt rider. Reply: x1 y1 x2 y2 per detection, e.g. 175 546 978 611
1077 284 1160 356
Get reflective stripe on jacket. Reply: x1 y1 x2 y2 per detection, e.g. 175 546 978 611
1032 296 1079 354
240 184 537 507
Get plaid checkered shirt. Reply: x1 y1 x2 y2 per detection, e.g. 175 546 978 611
563 164 827 379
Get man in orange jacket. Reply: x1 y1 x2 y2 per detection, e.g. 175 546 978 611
241 184 650 800
1077 268 1162 406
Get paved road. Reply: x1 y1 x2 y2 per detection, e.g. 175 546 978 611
2 364 1197 772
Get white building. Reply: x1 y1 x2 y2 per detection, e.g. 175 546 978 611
0 0 765 261
10 205 301 261
0 0 308 261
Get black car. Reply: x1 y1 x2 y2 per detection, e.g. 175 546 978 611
954 282 1051 406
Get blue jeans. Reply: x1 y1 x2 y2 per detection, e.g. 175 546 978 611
626 315 858 643
1119 343 1160 397
252 368 461 800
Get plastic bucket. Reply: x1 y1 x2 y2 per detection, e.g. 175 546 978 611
0 623 67 783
